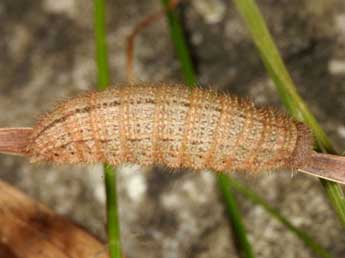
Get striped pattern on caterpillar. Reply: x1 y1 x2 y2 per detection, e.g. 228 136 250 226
27 83 314 173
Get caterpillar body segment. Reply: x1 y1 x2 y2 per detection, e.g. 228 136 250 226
27 84 314 173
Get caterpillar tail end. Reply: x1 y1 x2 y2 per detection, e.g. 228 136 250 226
0 128 33 157
287 122 314 169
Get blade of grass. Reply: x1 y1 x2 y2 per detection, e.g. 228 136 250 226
227 177 333 258
160 0 332 256
94 0 122 257
161 1 255 257
218 174 256 258
103 164 122 258
232 0 345 227
94 0 110 90
160 0 197 85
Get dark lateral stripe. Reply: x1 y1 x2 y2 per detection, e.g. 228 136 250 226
33 100 122 140
33 98 193 141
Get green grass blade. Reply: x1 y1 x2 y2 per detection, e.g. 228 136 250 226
161 1 255 257
94 0 122 257
218 175 256 258
104 164 122 258
232 0 345 227
94 0 110 90
160 0 197 86
227 177 333 258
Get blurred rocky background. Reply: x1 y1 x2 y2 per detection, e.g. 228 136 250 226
1 0 345 257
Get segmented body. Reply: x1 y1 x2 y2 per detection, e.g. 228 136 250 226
27 84 313 173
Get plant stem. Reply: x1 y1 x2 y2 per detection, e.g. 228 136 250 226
104 164 122 258
218 175 256 258
94 0 110 89
94 0 122 257
160 0 197 86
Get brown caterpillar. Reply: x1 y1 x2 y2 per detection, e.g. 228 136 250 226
24 83 314 174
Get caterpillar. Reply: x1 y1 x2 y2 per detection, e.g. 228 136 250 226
23 83 314 174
